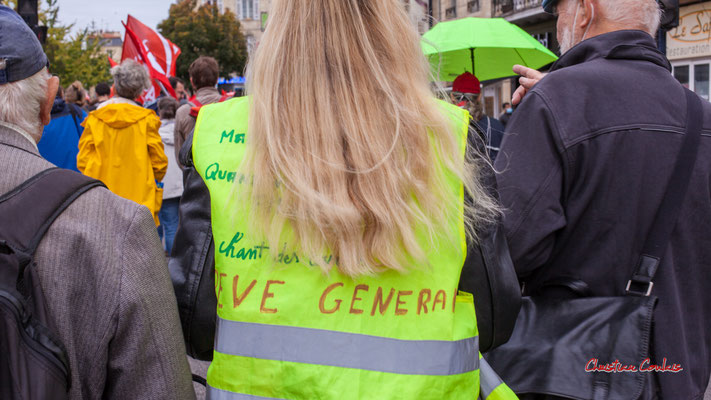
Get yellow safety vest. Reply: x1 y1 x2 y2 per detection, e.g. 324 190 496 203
193 97 517 400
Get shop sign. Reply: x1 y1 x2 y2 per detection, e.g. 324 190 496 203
667 2 711 60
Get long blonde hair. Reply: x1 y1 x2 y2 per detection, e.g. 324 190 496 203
240 0 497 277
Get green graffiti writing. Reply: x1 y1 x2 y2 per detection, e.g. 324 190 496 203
205 162 242 183
218 232 336 266
219 233 270 260
220 129 246 144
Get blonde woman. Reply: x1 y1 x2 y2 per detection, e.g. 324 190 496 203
170 1 516 399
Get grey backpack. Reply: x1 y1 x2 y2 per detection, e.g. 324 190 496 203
0 168 103 399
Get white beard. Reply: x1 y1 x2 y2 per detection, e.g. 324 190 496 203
559 24 575 55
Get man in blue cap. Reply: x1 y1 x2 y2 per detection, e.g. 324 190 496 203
0 6 195 399
492 0 711 399
0 5 58 141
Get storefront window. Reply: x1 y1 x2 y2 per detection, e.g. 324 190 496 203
694 64 710 101
673 65 689 88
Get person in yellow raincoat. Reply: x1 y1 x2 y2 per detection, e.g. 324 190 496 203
77 60 167 226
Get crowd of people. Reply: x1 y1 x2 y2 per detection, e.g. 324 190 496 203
0 0 710 399
35 56 226 253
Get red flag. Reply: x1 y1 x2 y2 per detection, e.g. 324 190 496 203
121 15 181 102
123 15 180 77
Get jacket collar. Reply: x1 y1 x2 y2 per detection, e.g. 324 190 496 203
51 97 67 115
550 29 671 72
196 87 219 96
0 123 41 155
97 97 139 110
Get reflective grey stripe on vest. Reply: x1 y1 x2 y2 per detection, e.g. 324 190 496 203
479 357 505 399
215 317 479 376
207 385 283 400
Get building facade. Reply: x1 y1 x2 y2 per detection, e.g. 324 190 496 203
198 0 270 57
431 0 493 22
88 31 123 64
404 0 433 34
668 0 711 101
227 0 271 56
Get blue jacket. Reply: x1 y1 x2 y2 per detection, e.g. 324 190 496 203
38 98 86 171
472 116 505 161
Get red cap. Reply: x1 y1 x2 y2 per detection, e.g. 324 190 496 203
452 72 481 94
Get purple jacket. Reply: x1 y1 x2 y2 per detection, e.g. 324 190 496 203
496 30 711 399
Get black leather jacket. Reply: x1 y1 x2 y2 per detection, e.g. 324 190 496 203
170 130 520 361
169 132 217 361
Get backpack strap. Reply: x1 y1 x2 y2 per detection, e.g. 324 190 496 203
0 168 106 258
189 98 204 118
189 95 230 118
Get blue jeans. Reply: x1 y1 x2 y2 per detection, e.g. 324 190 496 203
158 197 180 254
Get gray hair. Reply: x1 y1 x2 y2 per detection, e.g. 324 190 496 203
0 67 49 139
111 59 151 100
599 0 661 35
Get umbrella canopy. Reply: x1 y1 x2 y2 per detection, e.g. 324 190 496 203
422 17 558 82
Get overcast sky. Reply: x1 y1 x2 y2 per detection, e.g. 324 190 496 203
57 0 177 34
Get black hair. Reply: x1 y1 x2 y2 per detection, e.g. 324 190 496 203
169 76 183 90
95 82 111 96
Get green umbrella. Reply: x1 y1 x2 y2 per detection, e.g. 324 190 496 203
421 17 558 82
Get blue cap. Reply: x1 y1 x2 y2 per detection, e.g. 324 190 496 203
0 5 48 85
542 0 558 14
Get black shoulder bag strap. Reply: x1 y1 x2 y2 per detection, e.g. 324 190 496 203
0 168 105 284
626 88 703 296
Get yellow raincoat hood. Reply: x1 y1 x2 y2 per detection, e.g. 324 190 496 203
77 103 168 225
90 103 156 129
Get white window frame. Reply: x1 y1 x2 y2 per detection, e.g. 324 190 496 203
238 0 259 20
672 59 711 101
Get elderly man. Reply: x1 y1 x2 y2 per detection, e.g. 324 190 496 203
495 0 711 398
0 6 194 399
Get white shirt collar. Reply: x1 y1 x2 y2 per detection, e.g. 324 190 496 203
97 97 139 109
0 121 38 150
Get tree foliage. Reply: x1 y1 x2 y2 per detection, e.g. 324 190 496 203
40 0 111 88
158 0 247 86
